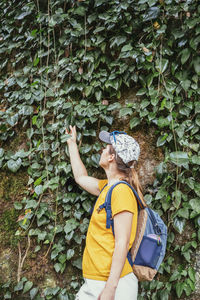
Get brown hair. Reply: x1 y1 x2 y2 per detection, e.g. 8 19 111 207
109 145 146 206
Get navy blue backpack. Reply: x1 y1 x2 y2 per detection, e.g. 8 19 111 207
97 181 167 281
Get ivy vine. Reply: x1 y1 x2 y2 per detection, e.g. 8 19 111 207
0 0 200 299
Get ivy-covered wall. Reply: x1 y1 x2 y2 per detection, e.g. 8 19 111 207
0 0 200 299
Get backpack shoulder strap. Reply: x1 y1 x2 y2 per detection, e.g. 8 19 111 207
102 180 146 230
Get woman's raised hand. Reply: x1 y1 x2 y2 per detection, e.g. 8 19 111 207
65 125 77 144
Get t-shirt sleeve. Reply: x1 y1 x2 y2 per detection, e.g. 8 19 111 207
111 184 138 217
98 179 108 192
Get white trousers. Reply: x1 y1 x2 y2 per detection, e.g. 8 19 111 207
75 273 138 300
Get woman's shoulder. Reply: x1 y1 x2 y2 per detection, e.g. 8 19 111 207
113 182 136 199
114 181 133 191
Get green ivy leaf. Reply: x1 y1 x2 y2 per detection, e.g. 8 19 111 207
136 88 146 96
64 219 79 234
0 148 4 158
16 11 32 20
191 155 200 165
175 282 184 298
33 57 39 67
189 198 200 214
34 245 41 253
178 207 189 219
172 29 184 39
181 48 191 65
107 103 121 111
119 107 132 117
159 289 169 300
66 249 75 260
157 134 168 147
169 152 189 167
35 185 43 195
37 142 49 151
172 190 182 209
54 263 62 273
157 116 170 128
4 291 11 299
74 6 86 16
130 117 140 129
14 202 23 210
156 58 169 73
34 177 42 186
143 7 160 21
58 254 67 264
155 188 168 200
30 287 39 299
181 79 191 91
85 86 93 97
25 200 38 209
121 44 133 52
169 270 180 282
58 294 69 300
188 267 196 282
7 158 22 172
23 281 33 294
193 56 200 75
103 115 113 125
72 257 82 270
195 115 200 126
110 36 126 47
173 217 185 234
140 100 149 110
14 281 24 292
21 105 34 116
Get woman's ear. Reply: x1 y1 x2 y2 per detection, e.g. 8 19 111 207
108 153 115 162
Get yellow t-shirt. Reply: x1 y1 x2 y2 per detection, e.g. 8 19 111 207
82 179 138 281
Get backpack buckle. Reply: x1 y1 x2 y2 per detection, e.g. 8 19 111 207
97 207 102 213
97 203 105 213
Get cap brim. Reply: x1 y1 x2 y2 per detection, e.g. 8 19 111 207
99 131 111 144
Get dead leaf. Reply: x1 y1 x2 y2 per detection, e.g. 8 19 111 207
153 21 160 29
65 48 69 57
102 100 109 105
78 66 83 75
17 215 25 222
143 47 150 53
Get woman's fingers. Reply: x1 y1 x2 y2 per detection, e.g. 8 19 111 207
70 125 76 137
65 126 73 134
72 125 76 135
65 126 76 142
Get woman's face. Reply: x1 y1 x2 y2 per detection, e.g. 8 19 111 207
99 145 113 168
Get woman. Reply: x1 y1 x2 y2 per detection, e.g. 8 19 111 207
66 126 144 300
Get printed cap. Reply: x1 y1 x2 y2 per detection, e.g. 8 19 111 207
99 130 140 164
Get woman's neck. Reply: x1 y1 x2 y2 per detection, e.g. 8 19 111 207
105 169 124 186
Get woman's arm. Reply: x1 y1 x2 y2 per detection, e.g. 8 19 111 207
66 125 100 196
98 211 133 300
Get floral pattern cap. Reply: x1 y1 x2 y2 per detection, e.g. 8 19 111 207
99 130 140 164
